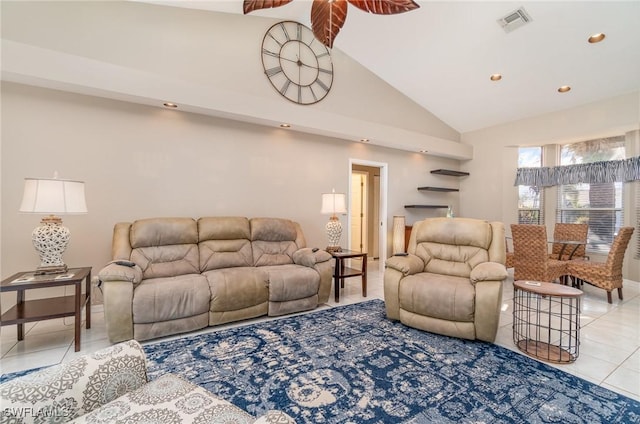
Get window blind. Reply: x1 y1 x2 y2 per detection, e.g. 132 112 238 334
518 147 544 225
557 182 623 254
556 136 626 254
514 155 639 187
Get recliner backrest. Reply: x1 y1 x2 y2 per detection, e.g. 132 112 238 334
250 218 306 266
129 217 200 279
409 218 497 278
198 217 253 271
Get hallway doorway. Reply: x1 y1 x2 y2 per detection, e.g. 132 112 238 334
349 159 387 273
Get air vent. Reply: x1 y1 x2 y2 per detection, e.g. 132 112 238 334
497 7 532 33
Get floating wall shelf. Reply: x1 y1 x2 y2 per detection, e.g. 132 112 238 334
417 186 459 192
404 205 449 209
430 169 469 177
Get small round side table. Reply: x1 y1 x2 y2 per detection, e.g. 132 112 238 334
513 280 583 364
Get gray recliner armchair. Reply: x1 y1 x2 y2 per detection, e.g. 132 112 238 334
384 217 508 342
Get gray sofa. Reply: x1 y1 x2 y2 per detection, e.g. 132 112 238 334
0 340 295 423
98 217 333 343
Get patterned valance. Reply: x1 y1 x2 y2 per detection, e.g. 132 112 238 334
514 156 640 187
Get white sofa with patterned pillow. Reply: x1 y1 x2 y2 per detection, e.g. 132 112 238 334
0 340 295 423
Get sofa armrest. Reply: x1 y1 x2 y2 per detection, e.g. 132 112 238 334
385 254 424 276
0 340 147 423
254 410 297 423
470 262 508 284
292 248 331 268
98 261 143 285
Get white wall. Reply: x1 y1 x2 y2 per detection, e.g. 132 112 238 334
460 91 640 280
1 1 466 157
1 82 461 310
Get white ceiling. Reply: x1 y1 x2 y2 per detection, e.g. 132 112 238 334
146 0 640 133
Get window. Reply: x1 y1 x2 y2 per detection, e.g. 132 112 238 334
636 181 640 260
518 147 543 224
557 136 625 253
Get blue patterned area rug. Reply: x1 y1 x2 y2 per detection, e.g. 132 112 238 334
143 299 640 423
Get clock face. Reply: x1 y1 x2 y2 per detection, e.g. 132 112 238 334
261 21 333 105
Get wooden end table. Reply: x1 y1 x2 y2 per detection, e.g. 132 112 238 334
0 267 92 352
513 280 582 364
329 249 367 302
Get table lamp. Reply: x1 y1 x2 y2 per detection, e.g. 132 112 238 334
321 189 347 252
19 173 88 274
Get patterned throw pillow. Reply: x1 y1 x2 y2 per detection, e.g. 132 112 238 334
72 374 256 424
0 340 147 423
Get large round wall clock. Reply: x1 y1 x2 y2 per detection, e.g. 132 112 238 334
261 21 334 105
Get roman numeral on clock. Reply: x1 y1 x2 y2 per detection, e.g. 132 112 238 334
265 66 283 77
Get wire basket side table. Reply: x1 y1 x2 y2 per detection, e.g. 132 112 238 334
513 280 583 364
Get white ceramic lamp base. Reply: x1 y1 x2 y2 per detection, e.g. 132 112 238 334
326 216 343 252
32 217 69 274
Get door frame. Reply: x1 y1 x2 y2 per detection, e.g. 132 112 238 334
350 170 368 254
348 159 388 273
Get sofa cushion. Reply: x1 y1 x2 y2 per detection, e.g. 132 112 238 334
199 217 253 272
413 218 493 278
130 217 198 248
261 264 320 301
252 241 297 267
133 274 210 323
250 218 301 266
399 272 475 323
205 267 269 312
129 218 200 279
131 244 200 280
71 374 255 424
250 218 298 242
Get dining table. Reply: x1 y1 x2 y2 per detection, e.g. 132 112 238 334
550 240 587 260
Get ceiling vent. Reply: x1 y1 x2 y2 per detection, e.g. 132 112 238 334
497 7 533 33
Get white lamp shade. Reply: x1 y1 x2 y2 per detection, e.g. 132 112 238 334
19 178 88 214
321 192 347 215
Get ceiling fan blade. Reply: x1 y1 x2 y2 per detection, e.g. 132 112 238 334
347 0 420 15
311 0 348 48
243 0 293 14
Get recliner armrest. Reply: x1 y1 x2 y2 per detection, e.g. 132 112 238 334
385 254 424 276
99 261 143 285
293 248 331 267
470 262 508 284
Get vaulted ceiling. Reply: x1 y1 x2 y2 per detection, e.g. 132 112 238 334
150 1 640 133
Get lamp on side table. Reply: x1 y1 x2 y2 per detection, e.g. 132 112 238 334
19 172 88 274
321 189 347 253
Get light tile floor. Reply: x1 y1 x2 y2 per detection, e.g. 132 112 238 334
2 260 639 401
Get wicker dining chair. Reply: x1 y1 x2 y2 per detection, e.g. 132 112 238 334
549 223 589 260
505 237 514 269
511 224 569 283
567 227 635 304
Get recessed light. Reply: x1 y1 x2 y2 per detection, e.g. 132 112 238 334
419 149 428 153
490 74 502 81
360 138 370 143
588 33 605 44
280 123 291 128
558 86 571 93
163 102 178 108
